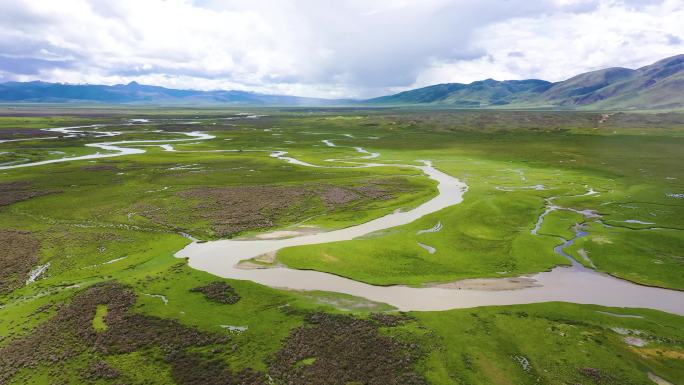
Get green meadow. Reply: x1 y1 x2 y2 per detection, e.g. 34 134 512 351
0 107 682 384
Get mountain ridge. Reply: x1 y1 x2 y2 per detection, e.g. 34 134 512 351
0 54 682 109
0 80 342 106
370 54 684 110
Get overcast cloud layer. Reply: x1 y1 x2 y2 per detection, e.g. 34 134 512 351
0 0 682 98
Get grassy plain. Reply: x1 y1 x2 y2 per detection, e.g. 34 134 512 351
0 107 682 384
274 111 684 288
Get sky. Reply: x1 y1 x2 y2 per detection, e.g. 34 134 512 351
0 0 682 98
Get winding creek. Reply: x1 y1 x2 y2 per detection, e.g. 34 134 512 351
3 124 683 315
0 123 214 170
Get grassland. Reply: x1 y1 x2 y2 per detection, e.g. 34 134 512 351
0 107 682 384
274 111 684 288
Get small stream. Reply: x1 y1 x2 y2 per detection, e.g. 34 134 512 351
553 226 589 270
0 123 215 170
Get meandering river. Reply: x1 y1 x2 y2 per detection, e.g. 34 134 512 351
4 124 682 315
0 123 214 170
177 140 684 316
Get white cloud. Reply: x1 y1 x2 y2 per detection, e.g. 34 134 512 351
413 0 684 88
0 0 681 98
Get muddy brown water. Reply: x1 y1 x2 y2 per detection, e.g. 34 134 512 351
177 147 684 316
4 125 682 315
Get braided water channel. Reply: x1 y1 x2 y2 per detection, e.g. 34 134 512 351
3 125 682 315
176 139 684 316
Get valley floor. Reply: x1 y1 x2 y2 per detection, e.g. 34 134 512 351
0 107 682 385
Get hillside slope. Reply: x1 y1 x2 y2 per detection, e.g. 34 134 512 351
368 54 684 110
367 79 552 107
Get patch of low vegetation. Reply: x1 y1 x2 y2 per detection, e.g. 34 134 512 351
0 128 56 140
0 282 231 384
370 312 415 327
0 181 56 207
578 367 617 384
190 282 241 305
167 351 266 385
269 312 426 385
320 178 416 208
0 282 430 385
80 164 118 172
0 230 40 295
178 185 313 237
81 360 121 381
174 179 420 237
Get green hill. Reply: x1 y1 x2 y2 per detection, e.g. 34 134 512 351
367 54 684 110
367 79 553 107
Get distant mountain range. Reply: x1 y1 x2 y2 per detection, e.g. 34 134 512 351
0 81 338 106
0 54 682 109
369 54 684 110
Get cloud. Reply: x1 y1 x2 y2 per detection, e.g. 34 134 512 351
0 55 74 75
412 0 684 88
0 0 682 98
666 34 682 45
